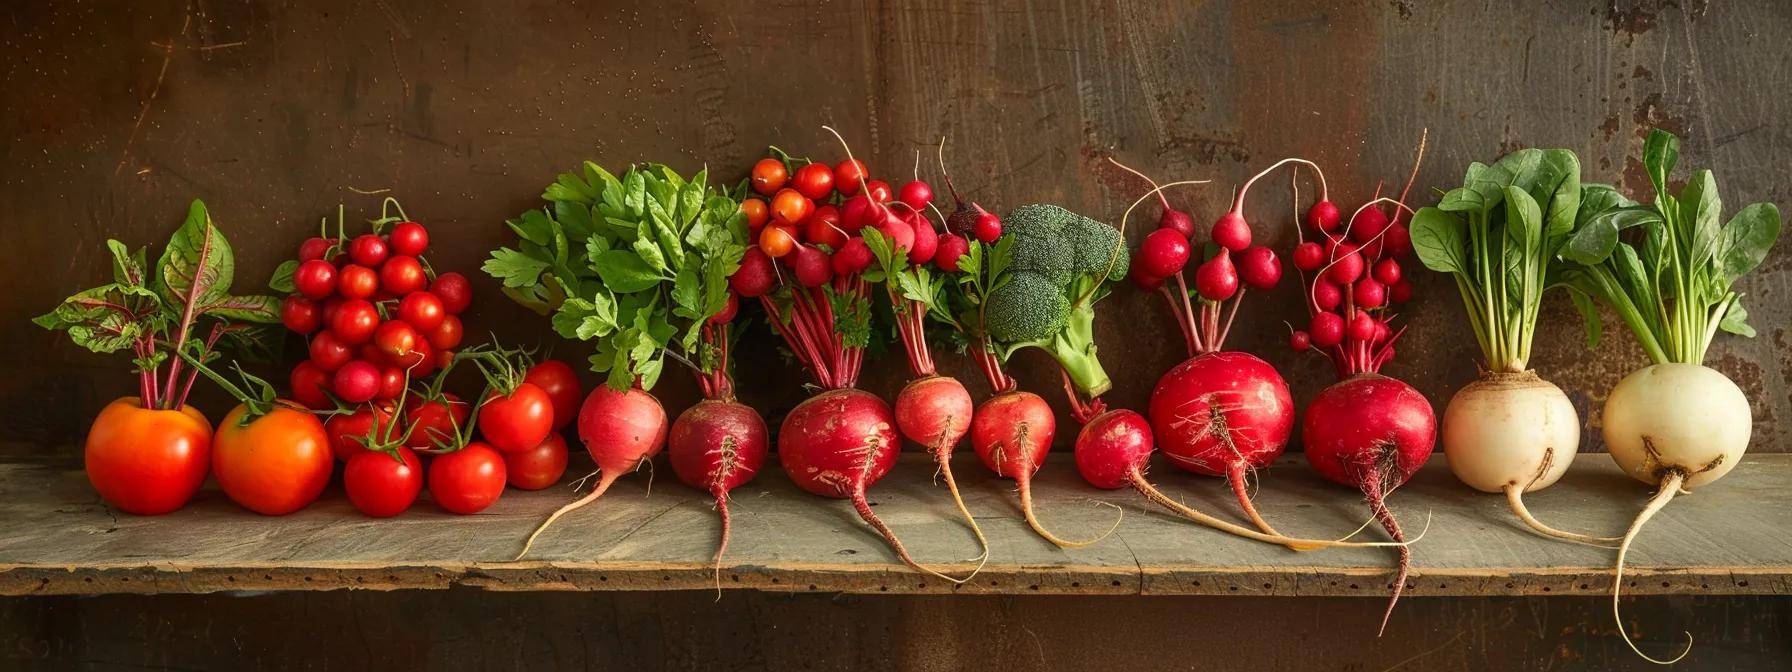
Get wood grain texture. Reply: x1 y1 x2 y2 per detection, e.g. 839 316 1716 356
2 0 1788 459
4 452 1791 598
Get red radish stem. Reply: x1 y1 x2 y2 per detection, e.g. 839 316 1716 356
517 384 668 559
1106 157 1197 237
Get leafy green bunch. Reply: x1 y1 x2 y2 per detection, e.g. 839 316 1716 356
484 162 749 392
1555 129 1779 365
36 200 281 410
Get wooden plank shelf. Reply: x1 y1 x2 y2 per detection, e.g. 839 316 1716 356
2 453 1789 598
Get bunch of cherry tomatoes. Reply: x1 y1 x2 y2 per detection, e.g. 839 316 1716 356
729 151 1003 298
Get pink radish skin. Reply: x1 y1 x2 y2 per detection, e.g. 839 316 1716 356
1073 409 1154 490
971 391 1112 547
518 385 668 559
894 375 988 562
668 399 768 587
1149 351 1294 536
1301 374 1436 635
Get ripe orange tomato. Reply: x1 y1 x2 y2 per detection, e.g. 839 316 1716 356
740 198 770 229
771 188 813 227
212 403 332 516
759 225 797 258
84 397 211 515
750 158 788 195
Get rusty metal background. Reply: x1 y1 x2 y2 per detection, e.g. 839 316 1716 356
2 0 1787 455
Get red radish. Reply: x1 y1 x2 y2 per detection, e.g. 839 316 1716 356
1138 228 1191 278
1106 156 1199 240
729 247 776 298
1193 249 1238 301
971 211 1002 243
668 398 768 588
1292 241 1325 272
898 180 933 210
1302 374 1435 634
1372 258 1402 285
875 212 914 253
972 391 1113 546
1347 205 1391 243
1354 279 1387 308
935 234 969 271
1210 212 1251 251
1289 330 1311 351
1149 351 1294 532
517 385 667 558
788 244 833 288
1236 246 1281 290
1307 199 1342 233
831 237 873 276
841 195 873 232
1312 281 1343 311
904 211 938 264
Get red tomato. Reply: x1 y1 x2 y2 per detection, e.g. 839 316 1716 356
523 360 583 430
376 366 406 401
750 158 788 196
337 264 379 300
83 398 211 515
308 331 355 372
429 272 473 313
397 291 445 331
864 179 894 204
805 206 848 250
426 314 464 350
344 447 424 518
290 361 331 409
325 402 397 461
388 221 429 257
281 295 321 334
740 199 770 229
372 320 419 363
330 299 380 344
294 259 337 300
403 340 436 376
792 163 835 200
349 234 389 267
770 188 813 227
380 256 428 295
834 159 868 195
504 433 569 490
298 237 333 262
212 403 332 516
429 443 507 514
479 383 554 453
405 393 470 451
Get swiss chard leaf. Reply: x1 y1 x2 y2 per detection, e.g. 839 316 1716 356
156 200 235 310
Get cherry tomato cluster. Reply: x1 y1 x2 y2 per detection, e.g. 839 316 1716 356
729 152 1004 298
282 219 472 409
1288 200 1416 357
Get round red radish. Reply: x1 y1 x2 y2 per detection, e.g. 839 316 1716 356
1326 249 1365 284
1355 279 1387 308
1307 200 1342 233
905 212 939 264
1348 206 1391 243
1389 279 1414 303
1149 351 1294 478
971 210 1002 243
1237 246 1281 290
898 181 934 210
832 237 874 276
894 375 973 455
970 391 1053 480
730 247 776 298
1349 309 1378 341
1211 212 1251 251
935 234 970 271
1194 249 1239 301
1312 281 1343 311
1310 312 1345 348
669 398 769 578
1289 330 1312 352
841 196 873 232
876 213 915 253
1138 228 1191 278
789 244 833 288
778 388 898 498
1372 258 1403 286
517 385 668 559
1292 241 1325 272
1129 262 1165 291
1159 208 1195 238
1073 408 1154 490
1383 224 1413 258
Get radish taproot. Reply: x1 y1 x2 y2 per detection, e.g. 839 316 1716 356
487 161 749 561
1409 145 1613 546
1554 128 1779 663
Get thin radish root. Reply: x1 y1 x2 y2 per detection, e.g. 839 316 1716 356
933 441 991 572
1612 471 1693 665
710 486 732 599
1362 470 1407 637
1127 467 1420 551
1227 460 1284 539
1017 472 1121 548
517 469 621 560
849 482 977 584
1504 484 1621 548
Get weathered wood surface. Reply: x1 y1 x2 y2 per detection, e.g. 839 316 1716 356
4 453 1790 597
3 0 1790 460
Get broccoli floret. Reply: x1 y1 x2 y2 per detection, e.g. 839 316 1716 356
979 204 1126 398
984 271 1069 342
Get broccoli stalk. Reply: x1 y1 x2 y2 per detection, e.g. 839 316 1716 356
981 204 1128 407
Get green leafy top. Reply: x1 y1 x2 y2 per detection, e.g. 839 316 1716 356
1553 129 1780 365
35 200 281 410
484 162 749 392
1409 148 1582 372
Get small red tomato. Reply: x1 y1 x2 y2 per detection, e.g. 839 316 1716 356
740 198 770 229
281 295 322 334
834 159 868 195
334 360 382 404
376 366 407 401
330 299 380 344
388 221 429 257
298 237 333 263
308 330 355 373
479 383 555 453
427 314 464 351
770 188 813 227
405 393 470 451
372 320 419 362
336 264 379 300
294 259 337 300
380 256 428 296
429 443 507 514
805 206 848 250
349 234 390 268
750 158 789 196
397 291 446 332
864 180 893 204
792 163 835 200
290 361 331 409
344 447 424 518
504 433 569 491
430 272 473 314
523 360 583 430
326 402 397 461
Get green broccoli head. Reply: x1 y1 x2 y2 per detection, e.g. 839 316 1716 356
1004 205 1077 286
984 271 1070 343
1064 216 1129 281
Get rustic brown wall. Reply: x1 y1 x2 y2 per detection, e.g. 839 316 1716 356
1 0 1787 457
